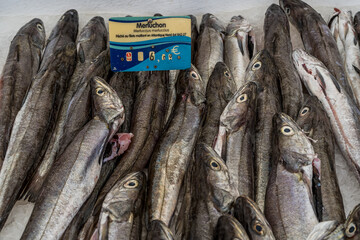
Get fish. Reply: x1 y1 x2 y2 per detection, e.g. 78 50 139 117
0 43 77 230
147 220 175 240
95 171 146 240
20 76 124 240
355 12 360 41
264 4 303 119
21 17 109 203
217 81 257 198
147 65 205 226
245 50 281 212
224 15 256 89
233 195 275 240
214 215 250 240
279 0 354 100
190 143 237 240
328 9 360 108
265 112 318 240
344 203 360 239
293 48 360 182
0 18 45 170
189 14 198 63
39 9 78 70
195 13 225 86
306 221 345 240
328 10 346 63
94 70 168 218
296 95 345 222
198 62 236 146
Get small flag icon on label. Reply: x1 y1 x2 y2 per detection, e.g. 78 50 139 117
126 52 132 61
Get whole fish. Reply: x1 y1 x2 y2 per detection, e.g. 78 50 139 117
265 113 318 240
246 50 281 212
279 0 354 99
264 4 303 119
195 13 225 86
296 95 345 222
233 195 275 240
214 215 250 240
0 18 45 169
20 76 124 240
224 15 256 89
190 143 237 240
189 14 198 63
147 65 205 226
95 171 146 240
293 48 360 182
344 203 360 239
198 62 236 146
216 81 257 198
22 17 109 203
355 12 360 41
94 70 168 217
0 43 76 230
306 221 345 240
39 9 78 70
147 220 174 240
328 9 360 108
60 70 136 240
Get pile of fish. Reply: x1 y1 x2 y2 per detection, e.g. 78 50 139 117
0 0 360 239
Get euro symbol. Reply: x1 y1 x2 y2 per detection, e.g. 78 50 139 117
171 45 180 55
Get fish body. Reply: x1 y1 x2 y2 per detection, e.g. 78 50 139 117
355 12 360 41
224 15 256 89
0 18 45 169
189 15 198 63
293 48 360 182
264 4 303 119
147 220 174 240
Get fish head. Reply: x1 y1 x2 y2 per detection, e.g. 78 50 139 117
276 112 314 163
344 204 360 239
210 62 237 101
147 220 174 240
200 13 225 33
265 4 288 29
20 18 46 49
220 81 257 132
177 64 206 106
196 143 236 213
296 95 324 137
215 215 249 239
49 9 79 42
226 15 252 36
279 0 313 29
234 196 275 240
245 50 275 84
91 76 125 127
100 171 145 222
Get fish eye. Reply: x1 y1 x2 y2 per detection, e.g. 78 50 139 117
346 222 356 237
253 222 265 235
300 107 310 116
209 160 221 171
91 58 98 63
252 61 262 70
124 179 139 189
281 126 294 136
36 23 44 32
285 7 291 15
236 94 248 103
224 71 230 77
190 71 199 79
96 88 105 96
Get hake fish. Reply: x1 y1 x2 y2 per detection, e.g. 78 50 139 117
0 43 77 230
265 113 318 240
147 65 205 227
328 9 360 108
195 13 225 86
214 215 250 240
296 95 345 222
0 18 45 169
22 16 109 203
216 81 257 198
293 48 360 182
224 15 256 89
279 0 354 99
233 196 275 240
20 76 125 240
264 4 303 119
